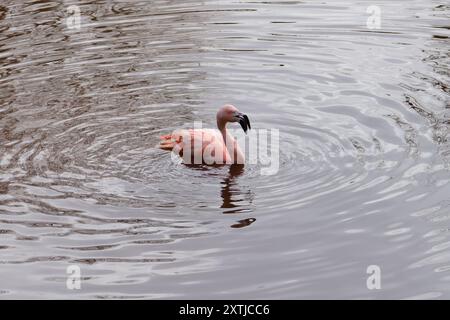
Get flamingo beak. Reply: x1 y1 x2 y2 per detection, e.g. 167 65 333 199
237 113 251 134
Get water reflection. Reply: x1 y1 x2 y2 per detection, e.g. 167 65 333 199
184 163 254 217
221 164 244 212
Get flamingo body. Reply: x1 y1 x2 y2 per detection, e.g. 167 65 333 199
159 105 251 165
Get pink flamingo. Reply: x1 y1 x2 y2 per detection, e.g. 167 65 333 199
159 105 251 165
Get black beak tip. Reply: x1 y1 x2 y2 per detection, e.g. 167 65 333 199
239 120 248 133
244 114 251 130
239 113 251 134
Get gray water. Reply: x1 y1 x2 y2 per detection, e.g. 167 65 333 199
0 0 449 299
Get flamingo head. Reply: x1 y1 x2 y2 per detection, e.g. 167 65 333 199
217 104 251 133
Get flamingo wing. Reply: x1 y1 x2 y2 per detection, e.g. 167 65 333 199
159 129 231 164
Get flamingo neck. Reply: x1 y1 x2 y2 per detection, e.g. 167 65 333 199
217 119 228 141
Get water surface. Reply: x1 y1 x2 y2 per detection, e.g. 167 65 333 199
0 0 449 299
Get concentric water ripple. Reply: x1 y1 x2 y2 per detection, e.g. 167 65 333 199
0 0 449 298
